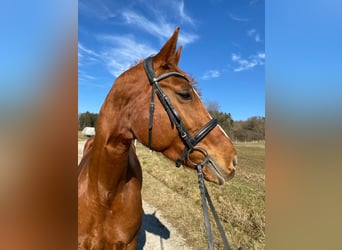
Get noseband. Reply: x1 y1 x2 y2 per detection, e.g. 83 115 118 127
143 56 218 167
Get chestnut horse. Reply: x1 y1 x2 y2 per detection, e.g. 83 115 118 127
78 27 237 249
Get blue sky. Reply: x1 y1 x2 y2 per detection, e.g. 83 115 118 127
78 0 264 121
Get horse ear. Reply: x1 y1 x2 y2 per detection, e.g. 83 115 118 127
154 27 180 66
170 45 182 66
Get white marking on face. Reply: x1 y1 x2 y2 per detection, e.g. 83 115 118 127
218 124 230 139
192 88 231 139
193 88 201 99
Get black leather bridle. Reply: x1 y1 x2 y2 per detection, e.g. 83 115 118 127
143 56 218 167
144 56 242 250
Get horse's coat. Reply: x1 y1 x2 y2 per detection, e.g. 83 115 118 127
78 27 237 249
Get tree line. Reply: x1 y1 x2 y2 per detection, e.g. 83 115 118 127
78 108 265 142
206 101 264 142
78 111 98 131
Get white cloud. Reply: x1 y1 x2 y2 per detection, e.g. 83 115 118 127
79 71 97 80
122 10 173 39
79 0 116 20
201 70 220 80
78 43 100 57
121 10 198 46
99 35 157 77
257 52 265 59
229 13 249 22
232 54 241 61
232 52 265 72
247 29 262 43
79 35 158 78
78 43 101 67
78 68 104 88
78 1 199 78
177 0 195 25
255 33 261 42
247 29 256 36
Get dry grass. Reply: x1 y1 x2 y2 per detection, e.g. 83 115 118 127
78 131 88 140
137 142 265 249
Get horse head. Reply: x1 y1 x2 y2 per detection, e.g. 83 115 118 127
111 27 237 185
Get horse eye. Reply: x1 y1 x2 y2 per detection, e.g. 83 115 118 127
177 92 192 100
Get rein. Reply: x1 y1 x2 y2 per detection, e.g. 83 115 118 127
188 147 242 250
143 56 242 249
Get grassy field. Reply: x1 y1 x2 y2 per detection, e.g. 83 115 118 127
137 141 265 250
78 131 88 140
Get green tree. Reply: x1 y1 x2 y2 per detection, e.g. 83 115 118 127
206 100 234 137
78 111 98 130
232 116 265 141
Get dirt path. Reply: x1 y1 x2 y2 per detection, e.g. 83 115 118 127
78 140 191 250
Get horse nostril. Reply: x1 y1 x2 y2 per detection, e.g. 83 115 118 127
233 155 238 167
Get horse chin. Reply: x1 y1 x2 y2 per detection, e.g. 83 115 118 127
206 170 226 185
203 158 235 185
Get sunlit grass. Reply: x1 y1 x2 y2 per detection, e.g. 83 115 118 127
137 142 265 249
78 131 87 140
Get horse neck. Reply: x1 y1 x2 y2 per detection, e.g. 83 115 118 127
87 89 134 205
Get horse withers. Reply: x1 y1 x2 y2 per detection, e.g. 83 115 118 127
78 27 237 249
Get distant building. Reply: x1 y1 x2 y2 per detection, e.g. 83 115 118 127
82 127 95 137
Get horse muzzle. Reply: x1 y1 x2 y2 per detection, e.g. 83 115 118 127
186 146 236 185
204 157 236 185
